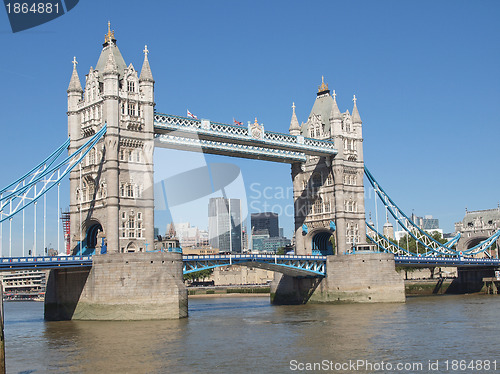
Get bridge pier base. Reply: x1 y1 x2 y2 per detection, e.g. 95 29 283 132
44 252 187 320
447 267 496 294
271 253 405 304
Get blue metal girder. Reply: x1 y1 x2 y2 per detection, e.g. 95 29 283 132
364 166 499 257
0 255 93 271
183 254 327 277
395 255 500 268
0 125 107 223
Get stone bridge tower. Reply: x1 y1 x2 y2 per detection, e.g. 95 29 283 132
290 77 368 255
455 208 500 256
67 24 155 254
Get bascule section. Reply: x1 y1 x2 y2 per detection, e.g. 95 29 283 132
67 24 155 255
291 78 369 256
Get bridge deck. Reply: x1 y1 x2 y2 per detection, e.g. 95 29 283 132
395 256 500 267
0 254 498 272
154 113 337 163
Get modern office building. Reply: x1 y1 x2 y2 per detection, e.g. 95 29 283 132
263 237 292 253
251 212 279 238
411 214 440 230
208 197 242 253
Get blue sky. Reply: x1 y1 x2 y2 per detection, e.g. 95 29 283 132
0 1 499 253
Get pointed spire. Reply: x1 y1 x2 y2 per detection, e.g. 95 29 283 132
289 102 300 135
139 45 154 82
67 56 83 93
351 94 362 124
317 75 330 96
103 49 118 75
104 21 116 46
330 89 341 120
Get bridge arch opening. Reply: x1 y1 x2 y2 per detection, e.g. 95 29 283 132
465 237 489 250
311 231 334 255
84 221 103 255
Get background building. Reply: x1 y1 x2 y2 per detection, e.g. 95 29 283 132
251 213 279 237
166 222 209 249
395 214 443 241
412 214 440 230
208 198 242 253
250 212 290 252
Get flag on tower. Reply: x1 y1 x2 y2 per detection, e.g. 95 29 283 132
233 118 243 126
187 110 198 119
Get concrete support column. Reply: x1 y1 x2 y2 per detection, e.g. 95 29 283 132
271 253 405 304
44 252 187 320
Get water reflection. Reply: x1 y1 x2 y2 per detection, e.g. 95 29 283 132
4 295 500 373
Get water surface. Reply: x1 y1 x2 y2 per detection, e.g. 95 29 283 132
5 295 500 373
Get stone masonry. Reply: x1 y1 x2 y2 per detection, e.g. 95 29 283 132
45 252 187 320
271 253 405 304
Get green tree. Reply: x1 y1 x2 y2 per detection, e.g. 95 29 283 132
183 268 213 282
276 247 286 255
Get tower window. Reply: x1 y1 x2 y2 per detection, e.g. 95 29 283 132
127 216 135 229
314 198 323 214
127 184 134 198
127 81 135 92
327 174 333 185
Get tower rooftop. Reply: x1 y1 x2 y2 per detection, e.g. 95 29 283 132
95 22 127 79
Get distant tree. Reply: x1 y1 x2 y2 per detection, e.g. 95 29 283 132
183 268 213 282
276 247 286 255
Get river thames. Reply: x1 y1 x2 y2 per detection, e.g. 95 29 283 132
5 295 500 373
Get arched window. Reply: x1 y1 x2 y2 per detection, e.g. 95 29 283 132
81 182 87 202
127 184 134 198
324 200 330 213
326 174 333 185
314 198 323 214
127 216 135 229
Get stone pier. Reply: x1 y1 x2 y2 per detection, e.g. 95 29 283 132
271 253 405 304
447 267 496 294
45 252 187 320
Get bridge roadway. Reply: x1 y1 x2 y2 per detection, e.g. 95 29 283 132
0 254 498 273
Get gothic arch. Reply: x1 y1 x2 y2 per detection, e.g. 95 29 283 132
303 227 335 255
126 241 138 253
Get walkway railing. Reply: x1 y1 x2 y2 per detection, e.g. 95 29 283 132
153 113 337 163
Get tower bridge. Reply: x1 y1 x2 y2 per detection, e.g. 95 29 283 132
1 25 499 320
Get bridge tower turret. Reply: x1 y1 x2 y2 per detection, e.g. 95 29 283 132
292 78 368 255
138 45 155 254
67 24 155 254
